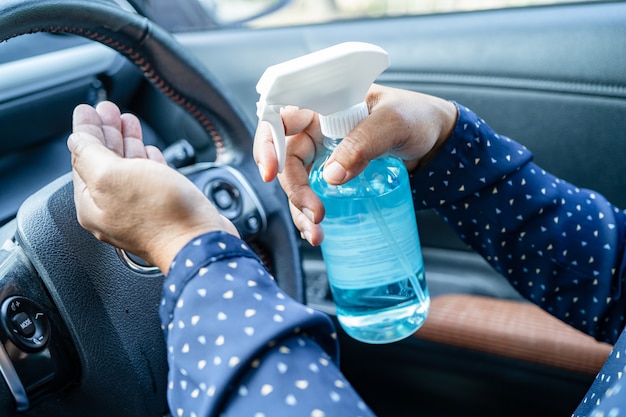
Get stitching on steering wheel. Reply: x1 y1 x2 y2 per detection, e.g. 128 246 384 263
1 26 226 159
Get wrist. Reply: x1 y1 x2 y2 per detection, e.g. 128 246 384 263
149 225 225 274
416 99 459 170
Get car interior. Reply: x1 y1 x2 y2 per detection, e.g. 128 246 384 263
0 0 625 416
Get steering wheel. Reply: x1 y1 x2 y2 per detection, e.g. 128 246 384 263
0 1 303 416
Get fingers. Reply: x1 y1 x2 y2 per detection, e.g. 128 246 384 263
69 103 169 223
275 143 325 245
253 107 320 182
73 101 163 162
120 113 147 159
289 201 324 246
97 102 151 159
94 101 125 157
145 145 168 165
278 155 325 221
281 106 321 137
253 106 326 244
67 131 119 187
253 121 279 182
72 104 106 144
70 105 106 229
67 129 120 238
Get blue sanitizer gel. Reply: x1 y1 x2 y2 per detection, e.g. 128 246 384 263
310 149 430 344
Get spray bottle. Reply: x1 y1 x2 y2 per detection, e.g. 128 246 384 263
256 42 429 344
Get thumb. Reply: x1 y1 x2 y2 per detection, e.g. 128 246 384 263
322 109 401 185
68 131 120 186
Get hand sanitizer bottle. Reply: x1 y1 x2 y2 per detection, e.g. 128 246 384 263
256 42 429 344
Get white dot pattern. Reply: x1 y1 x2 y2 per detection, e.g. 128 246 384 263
410 103 626 416
160 232 374 416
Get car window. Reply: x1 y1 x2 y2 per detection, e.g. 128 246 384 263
132 0 605 31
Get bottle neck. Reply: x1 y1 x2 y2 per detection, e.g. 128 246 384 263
323 136 341 150
319 101 368 141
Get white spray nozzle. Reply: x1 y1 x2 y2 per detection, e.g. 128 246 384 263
256 42 389 173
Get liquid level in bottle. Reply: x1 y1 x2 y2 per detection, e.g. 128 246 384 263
311 157 430 344
333 267 429 343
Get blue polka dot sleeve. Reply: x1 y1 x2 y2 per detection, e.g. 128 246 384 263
411 103 626 344
159 231 375 417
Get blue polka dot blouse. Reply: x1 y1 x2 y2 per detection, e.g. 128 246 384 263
159 103 626 416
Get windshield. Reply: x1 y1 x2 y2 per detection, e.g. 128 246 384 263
129 0 604 32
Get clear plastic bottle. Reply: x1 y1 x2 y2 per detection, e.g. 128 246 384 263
309 137 429 343
256 42 430 343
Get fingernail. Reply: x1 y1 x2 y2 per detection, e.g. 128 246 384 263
323 161 347 184
302 207 315 223
67 133 77 150
300 230 312 243
257 163 267 181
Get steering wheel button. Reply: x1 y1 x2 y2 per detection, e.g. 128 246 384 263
213 188 234 210
11 312 36 338
1 296 50 352
245 213 261 234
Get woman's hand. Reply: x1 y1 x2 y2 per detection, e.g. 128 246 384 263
68 101 239 273
253 84 457 246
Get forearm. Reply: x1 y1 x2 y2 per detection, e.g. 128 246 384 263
159 231 374 416
411 103 626 343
